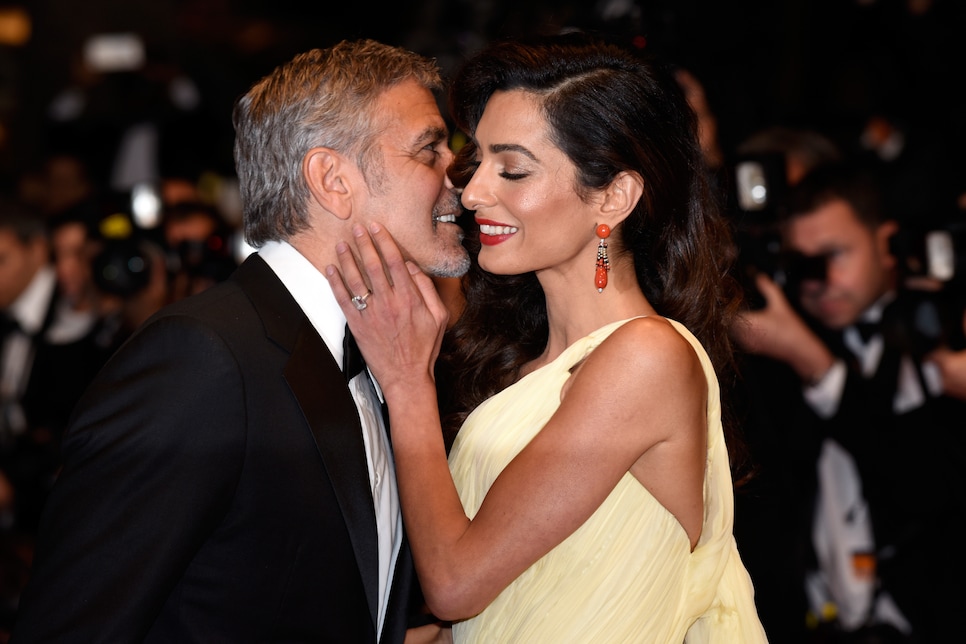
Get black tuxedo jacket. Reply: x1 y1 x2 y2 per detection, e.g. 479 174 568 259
12 255 418 642
809 295 966 641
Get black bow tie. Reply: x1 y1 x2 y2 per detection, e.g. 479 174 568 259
852 321 879 343
342 326 366 382
343 326 390 432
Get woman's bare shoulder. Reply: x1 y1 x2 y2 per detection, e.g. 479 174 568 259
597 316 701 375
565 316 705 414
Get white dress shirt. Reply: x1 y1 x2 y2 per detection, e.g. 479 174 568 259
258 241 402 640
803 293 942 418
803 293 918 634
1 267 58 437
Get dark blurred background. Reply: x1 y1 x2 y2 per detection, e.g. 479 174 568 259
2 0 964 189
0 1 964 641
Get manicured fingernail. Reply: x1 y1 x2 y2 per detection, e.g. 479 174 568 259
369 222 382 234
406 261 420 275
336 241 348 253
325 265 336 276
353 225 365 237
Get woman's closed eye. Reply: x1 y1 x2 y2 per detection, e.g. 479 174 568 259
499 169 528 181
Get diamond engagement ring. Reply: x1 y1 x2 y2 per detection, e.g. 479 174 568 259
351 290 372 311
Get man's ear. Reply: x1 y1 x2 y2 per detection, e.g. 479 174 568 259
599 171 644 226
877 219 900 266
303 147 355 220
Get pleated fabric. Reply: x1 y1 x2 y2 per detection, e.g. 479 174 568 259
448 318 767 643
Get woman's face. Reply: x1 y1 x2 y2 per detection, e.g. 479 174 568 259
461 90 603 280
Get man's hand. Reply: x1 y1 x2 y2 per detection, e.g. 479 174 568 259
732 273 836 384
926 347 966 401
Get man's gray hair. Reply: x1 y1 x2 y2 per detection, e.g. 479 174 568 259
232 40 441 246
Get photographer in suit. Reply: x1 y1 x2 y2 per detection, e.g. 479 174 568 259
0 199 115 535
734 162 965 643
12 40 468 642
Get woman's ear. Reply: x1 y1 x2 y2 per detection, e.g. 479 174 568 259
303 147 355 220
600 171 644 226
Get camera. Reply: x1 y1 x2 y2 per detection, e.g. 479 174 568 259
889 217 966 355
91 235 155 298
729 152 796 308
734 153 786 215
890 219 966 286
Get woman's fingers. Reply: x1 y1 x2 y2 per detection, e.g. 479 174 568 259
338 233 370 294
408 262 449 331
352 223 395 294
346 223 423 302
325 224 448 392
326 241 361 315
368 223 405 272
326 223 442 336
327 224 403 317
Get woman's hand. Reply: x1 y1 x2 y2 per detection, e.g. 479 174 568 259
404 622 453 644
325 222 450 396
328 224 467 619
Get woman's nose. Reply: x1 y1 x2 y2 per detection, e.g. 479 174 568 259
460 170 491 210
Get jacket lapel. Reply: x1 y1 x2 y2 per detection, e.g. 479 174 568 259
382 533 418 642
232 255 381 631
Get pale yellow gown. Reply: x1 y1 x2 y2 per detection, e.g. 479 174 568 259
448 318 768 643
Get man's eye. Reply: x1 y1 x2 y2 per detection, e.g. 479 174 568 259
500 171 527 181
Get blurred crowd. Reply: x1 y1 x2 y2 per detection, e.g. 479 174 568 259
0 152 243 633
676 2 966 641
1 0 965 641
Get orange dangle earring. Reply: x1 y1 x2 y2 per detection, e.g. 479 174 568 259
595 223 610 293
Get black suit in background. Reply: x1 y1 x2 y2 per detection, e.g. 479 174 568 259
0 278 115 536
11 254 419 642
734 290 966 643
813 295 966 643
733 352 823 644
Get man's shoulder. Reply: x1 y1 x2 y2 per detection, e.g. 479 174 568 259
153 256 272 322
164 276 248 316
135 255 306 356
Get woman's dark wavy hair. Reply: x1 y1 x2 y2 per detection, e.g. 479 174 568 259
439 32 747 471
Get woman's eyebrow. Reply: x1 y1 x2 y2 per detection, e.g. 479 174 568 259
489 143 538 161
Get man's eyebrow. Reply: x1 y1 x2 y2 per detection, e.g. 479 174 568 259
412 126 449 148
490 143 537 161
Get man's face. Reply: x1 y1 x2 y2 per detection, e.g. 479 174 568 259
354 80 469 278
785 198 896 330
52 222 93 306
0 230 48 310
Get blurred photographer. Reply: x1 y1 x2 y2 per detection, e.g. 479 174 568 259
730 127 843 307
86 210 169 355
733 162 965 643
160 200 238 303
927 341 966 399
922 252 966 401
726 127 844 643
0 198 114 530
